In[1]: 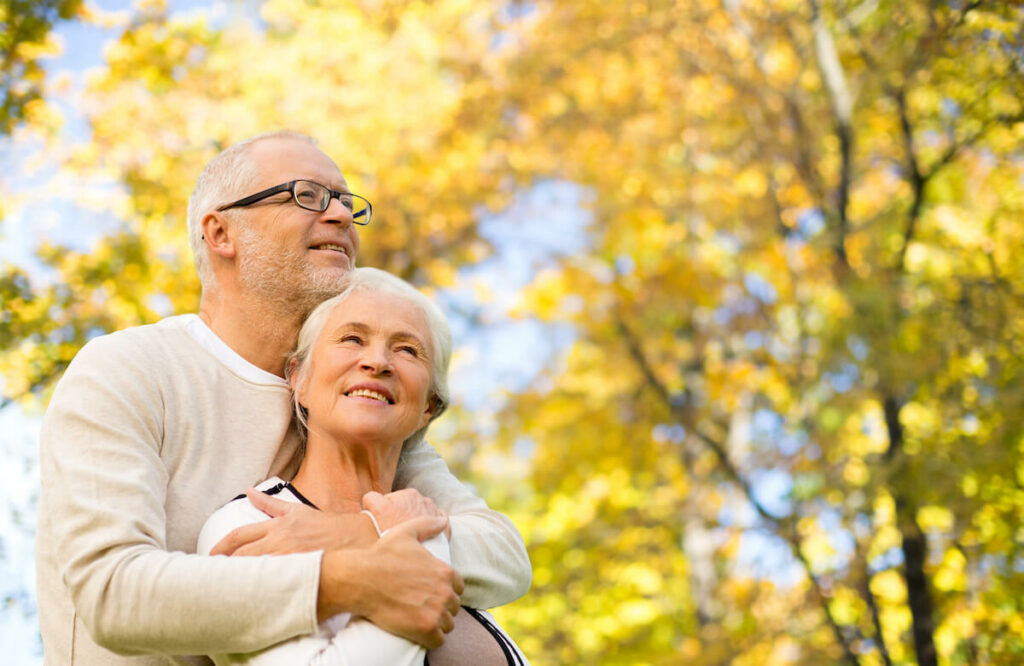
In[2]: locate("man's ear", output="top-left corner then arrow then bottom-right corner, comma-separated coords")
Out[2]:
201,211 -> 237,260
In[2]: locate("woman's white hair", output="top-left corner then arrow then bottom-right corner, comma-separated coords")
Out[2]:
285,267 -> 453,451
187,131 -> 317,287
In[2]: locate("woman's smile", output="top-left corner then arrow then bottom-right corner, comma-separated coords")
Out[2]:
344,384 -> 394,404
298,289 -> 436,446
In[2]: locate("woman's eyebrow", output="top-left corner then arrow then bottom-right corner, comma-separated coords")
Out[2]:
391,331 -> 428,347
329,322 -> 371,337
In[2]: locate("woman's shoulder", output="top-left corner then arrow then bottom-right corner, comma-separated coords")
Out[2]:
195,477 -> 288,555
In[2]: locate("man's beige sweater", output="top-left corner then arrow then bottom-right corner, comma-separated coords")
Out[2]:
35,315 -> 530,665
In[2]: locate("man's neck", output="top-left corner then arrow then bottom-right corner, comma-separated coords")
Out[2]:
198,293 -> 305,377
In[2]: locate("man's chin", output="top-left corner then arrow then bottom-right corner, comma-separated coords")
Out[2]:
302,268 -> 352,299
238,261 -> 352,311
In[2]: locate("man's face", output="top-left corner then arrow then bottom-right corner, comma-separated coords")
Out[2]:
233,137 -> 361,310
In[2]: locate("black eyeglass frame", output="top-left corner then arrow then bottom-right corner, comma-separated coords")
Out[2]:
216,179 -> 372,225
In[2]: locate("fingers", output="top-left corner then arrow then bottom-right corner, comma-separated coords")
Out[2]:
361,490 -> 386,512
443,590 -> 460,619
389,489 -> 440,515
440,608 -> 457,634
416,608 -> 456,649
362,489 -> 442,533
209,522 -> 270,556
422,628 -> 446,650
384,515 -> 448,543
339,533 -> 462,646
421,496 -> 439,516
413,603 -> 457,648
246,487 -> 297,517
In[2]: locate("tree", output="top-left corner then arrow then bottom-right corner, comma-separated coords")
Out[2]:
2,1 -> 1022,664
0,0 -> 82,133
0,0 -> 83,409
471,0 -> 1024,663
1,0 -> 511,407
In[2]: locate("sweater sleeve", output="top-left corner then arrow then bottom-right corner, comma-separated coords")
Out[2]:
396,440 -> 532,609
39,335 -> 322,656
201,508 -> 448,666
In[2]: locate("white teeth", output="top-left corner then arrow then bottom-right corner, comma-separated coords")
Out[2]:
315,243 -> 348,255
347,388 -> 390,403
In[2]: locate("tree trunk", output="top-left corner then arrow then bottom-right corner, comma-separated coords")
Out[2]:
883,397 -> 938,666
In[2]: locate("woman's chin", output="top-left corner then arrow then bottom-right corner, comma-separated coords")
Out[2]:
311,418 -> 414,449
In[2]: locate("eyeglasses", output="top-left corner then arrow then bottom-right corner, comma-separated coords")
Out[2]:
216,179 -> 372,225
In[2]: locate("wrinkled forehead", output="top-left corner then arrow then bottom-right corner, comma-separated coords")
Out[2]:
322,289 -> 431,343
249,137 -> 349,192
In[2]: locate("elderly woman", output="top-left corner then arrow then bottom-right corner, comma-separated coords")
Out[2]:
197,267 -> 526,665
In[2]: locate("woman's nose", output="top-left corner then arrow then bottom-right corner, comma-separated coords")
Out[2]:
360,346 -> 392,375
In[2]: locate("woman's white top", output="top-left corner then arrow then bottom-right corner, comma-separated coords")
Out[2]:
198,477 -> 526,665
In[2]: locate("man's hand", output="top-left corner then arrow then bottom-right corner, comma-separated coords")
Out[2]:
363,488 -> 452,539
210,488 -> 377,556
319,515 -> 464,648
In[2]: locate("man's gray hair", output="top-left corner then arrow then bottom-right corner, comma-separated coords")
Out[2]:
286,267 -> 454,450
187,131 -> 317,287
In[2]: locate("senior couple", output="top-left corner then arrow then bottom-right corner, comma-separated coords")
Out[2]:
35,132 -> 530,664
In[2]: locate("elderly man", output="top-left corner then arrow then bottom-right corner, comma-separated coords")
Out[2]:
35,131 -> 531,664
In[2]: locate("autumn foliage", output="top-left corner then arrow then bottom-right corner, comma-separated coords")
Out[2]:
2,1 -> 1023,664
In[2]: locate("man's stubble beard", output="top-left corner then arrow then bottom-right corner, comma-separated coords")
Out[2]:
236,228 -> 352,317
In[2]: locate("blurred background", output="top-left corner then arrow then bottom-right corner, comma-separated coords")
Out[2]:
2,1 -> 1023,664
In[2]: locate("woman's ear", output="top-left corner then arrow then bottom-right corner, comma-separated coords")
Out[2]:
289,358 -> 308,407
201,211 -> 236,260
417,395 -> 439,430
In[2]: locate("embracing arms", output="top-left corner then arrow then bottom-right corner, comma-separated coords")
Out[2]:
212,441 -> 533,612
37,331 -> 462,657
38,327 -> 529,659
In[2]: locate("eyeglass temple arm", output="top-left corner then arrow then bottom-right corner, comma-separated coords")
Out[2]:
216,182 -> 294,211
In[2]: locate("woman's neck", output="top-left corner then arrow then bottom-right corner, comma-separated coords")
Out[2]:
289,431 -> 402,513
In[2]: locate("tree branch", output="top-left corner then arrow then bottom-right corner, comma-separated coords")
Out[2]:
858,544 -> 894,666
615,308 -> 861,665
893,86 -> 927,272
809,0 -> 854,271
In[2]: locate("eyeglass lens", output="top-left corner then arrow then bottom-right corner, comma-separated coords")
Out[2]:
293,180 -> 368,224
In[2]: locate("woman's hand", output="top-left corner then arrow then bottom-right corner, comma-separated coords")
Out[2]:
209,489 -> 378,556
363,488 -> 452,539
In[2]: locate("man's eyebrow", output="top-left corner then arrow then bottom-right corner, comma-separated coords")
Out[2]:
307,179 -> 349,192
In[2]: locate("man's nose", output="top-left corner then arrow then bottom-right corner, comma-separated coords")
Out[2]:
320,195 -> 354,226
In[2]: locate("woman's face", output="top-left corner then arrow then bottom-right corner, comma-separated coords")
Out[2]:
296,289 -> 436,446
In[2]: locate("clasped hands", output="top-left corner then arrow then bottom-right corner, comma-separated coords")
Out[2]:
210,488 -> 463,648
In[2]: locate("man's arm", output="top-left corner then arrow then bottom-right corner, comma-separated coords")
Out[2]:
396,440 -> 532,609
200,489 -> 462,647
39,335 -> 321,655
213,440 -> 533,610
211,447 -> 532,611
39,333 -> 459,656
